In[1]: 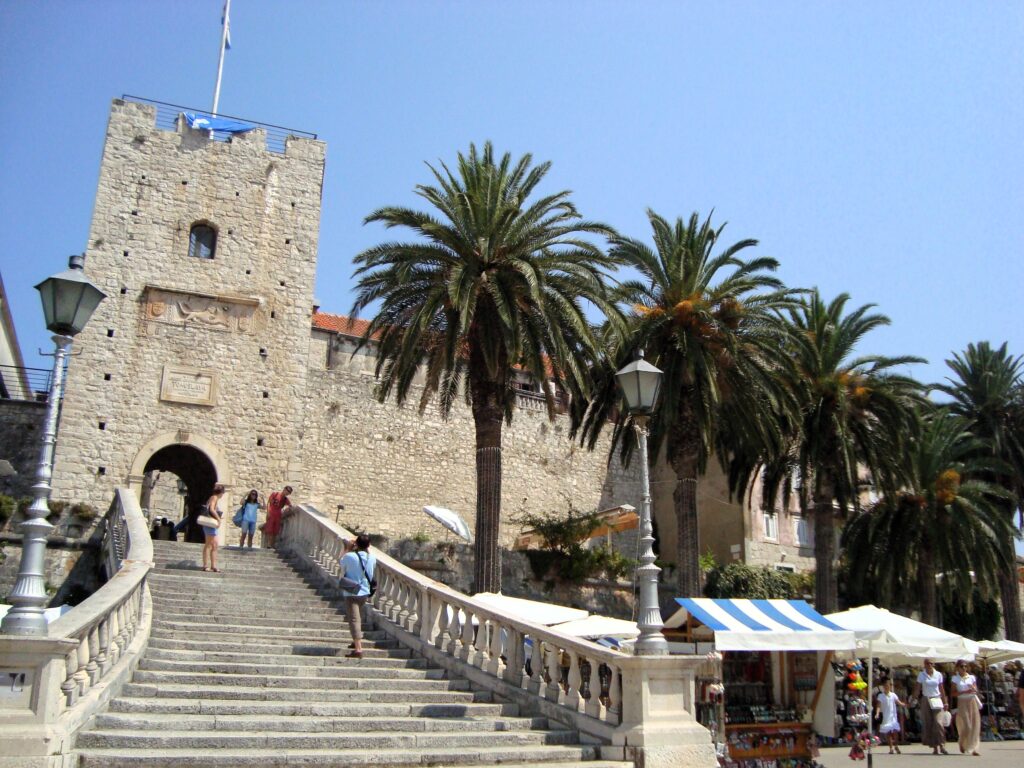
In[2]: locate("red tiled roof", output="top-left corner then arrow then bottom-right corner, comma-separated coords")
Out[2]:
312,312 -> 379,339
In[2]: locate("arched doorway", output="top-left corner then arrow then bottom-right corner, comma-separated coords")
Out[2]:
128,432 -> 230,542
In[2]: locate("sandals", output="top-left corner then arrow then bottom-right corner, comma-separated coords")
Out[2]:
345,650 -> 362,659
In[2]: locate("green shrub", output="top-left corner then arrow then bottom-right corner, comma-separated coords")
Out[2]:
517,509 -> 634,584
70,503 -> 99,521
0,495 -> 15,521
704,563 -> 798,599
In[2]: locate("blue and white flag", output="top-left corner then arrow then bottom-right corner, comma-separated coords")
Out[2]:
222,1 -> 232,50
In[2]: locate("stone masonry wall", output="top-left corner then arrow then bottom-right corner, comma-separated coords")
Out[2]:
50,99 -> 325,511
0,399 -> 45,500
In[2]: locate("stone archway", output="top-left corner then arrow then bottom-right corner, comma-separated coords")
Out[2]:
128,432 -> 231,541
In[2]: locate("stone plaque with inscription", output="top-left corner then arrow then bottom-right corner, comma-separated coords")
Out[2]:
160,365 -> 218,407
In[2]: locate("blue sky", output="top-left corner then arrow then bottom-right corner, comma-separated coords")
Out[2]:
1,0 -> 1022,390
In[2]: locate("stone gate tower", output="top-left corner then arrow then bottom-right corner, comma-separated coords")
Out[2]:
50,98 -> 326,515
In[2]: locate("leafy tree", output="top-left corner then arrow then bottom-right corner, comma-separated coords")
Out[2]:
936,341 -> 1024,640
351,142 -> 618,592
842,410 -> 1014,626
571,210 -> 799,597
770,292 -> 925,613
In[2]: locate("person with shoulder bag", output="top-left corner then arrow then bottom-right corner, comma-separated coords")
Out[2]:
338,533 -> 376,658
913,658 -> 949,755
197,484 -> 225,573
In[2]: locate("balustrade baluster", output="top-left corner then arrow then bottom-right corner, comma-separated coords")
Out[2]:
526,637 -> 544,695
73,634 -> 90,696
484,618 -> 503,676
434,600 -> 450,651
585,658 -> 602,719
446,607 -> 462,656
459,609 -> 475,662
419,589 -> 437,642
565,650 -> 582,711
470,614 -> 488,667
61,649 -> 79,707
604,664 -> 622,724
545,643 -> 562,703
84,624 -> 101,685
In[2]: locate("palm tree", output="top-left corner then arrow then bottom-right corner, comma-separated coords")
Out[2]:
936,342 -> 1024,640
778,292 -> 925,613
842,410 -> 1014,627
572,209 -> 799,596
350,142 -> 618,593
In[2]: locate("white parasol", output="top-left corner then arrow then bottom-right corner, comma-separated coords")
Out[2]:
423,505 -> 473,543
550,614 -> 640,640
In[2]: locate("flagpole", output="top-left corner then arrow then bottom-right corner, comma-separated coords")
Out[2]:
212,0 -> 231,116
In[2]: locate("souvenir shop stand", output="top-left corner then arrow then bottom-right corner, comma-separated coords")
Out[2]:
665,598 -> 856,768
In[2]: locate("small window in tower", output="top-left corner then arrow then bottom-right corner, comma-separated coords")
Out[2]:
188,223 -> 217,260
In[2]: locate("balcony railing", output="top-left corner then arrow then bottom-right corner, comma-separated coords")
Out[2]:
0,364 -> 51,402
123,95 -> 317,154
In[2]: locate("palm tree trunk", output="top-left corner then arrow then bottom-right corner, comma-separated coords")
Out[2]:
470,359 -> 505,594
998,536 -> 1023,641
813,480 -> 838,613
918,540 -> 939,627
669,445 -> 701,598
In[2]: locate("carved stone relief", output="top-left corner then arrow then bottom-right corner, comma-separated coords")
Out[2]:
142,286 -> 263,334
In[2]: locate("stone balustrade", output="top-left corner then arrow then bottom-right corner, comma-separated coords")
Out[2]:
281,504 -> 717,768
0,488 -> 153,768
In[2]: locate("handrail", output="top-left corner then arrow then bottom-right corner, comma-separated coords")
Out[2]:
280,504 -> 711,747
47,488 -> 153,708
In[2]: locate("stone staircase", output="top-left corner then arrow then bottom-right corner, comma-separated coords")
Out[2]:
74,540 -> 632,767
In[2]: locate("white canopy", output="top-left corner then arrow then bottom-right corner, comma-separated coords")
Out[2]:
976,639 -> 1024,665
550,615 -> 640,640
470,593 -> 589,626
825,605 -> 979,662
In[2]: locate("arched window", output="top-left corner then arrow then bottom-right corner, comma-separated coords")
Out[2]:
188,223 -> 217,259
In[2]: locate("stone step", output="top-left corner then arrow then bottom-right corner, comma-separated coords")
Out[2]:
137,659 -> 446,680
146,631 -> 396,652
92,711 -> 550,733
145,640 -> 403,661
77,729 -> 578,750
147,571 -> 324,591
121,682 -> 491,704
107,697 -> 520,718
150,599 -> 345,620
131,670 -> 470,691
152,615 -> 348,632
76,744 -> 613,767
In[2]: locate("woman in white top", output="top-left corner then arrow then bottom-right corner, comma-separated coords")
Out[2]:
951,659 -> 981,756
912,658 -> 949,754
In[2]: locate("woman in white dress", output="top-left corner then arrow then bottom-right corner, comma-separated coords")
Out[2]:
951,659 -> 982,756
913,658 -> 949,755
875,678 -> 905,754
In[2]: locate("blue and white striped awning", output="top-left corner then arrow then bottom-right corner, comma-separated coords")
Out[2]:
665,598 -> 856,652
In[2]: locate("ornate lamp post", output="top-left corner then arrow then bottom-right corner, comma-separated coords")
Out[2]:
1,255 -> 105,636
615,350 -> 668,655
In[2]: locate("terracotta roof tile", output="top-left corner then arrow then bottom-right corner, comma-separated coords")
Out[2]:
311,312 -> 379,339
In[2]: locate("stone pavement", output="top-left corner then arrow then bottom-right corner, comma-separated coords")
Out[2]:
815,739 -> 1023,767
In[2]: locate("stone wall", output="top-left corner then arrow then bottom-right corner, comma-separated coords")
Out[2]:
50,99 -> 326,511
301,340 -> 644,547
0,399 -> 45,500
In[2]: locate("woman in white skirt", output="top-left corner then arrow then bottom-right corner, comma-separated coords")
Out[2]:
875,678 -> 905,754
951,660 -> 982,756
913,658 -> 949,755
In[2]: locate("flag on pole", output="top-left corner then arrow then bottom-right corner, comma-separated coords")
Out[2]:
222,1 -> 232,50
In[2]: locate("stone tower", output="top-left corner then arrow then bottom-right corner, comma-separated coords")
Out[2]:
50,98 -> 326,517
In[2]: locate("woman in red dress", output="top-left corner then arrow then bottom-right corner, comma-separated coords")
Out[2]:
264,485 -> 292,548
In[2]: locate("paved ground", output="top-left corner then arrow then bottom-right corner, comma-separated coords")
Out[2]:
815,739 -> 1023,767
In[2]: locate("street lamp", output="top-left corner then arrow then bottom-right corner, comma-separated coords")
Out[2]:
1,255 -> 105,636
615,350 -> 668,655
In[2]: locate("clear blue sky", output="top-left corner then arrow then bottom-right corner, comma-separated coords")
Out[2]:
1,0 -> 1022,390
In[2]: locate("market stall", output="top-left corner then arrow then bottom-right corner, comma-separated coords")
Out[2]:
666,598 -> 856,768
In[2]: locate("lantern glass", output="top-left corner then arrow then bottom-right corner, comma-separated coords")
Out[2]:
615,355 -> 663,414
35,256 -> 106,337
